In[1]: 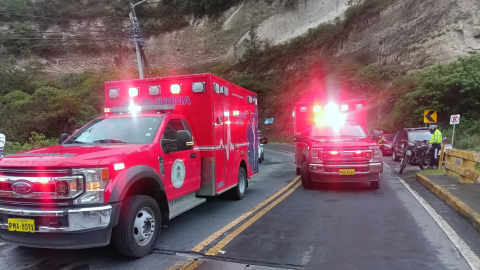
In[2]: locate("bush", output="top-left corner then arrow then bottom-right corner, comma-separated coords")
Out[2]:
4,132 -> 57,156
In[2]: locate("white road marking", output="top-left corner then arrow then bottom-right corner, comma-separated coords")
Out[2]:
384,162 -> 480,269
301,245 -> 314,265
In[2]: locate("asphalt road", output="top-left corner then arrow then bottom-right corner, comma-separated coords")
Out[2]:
0,143 -> 480,270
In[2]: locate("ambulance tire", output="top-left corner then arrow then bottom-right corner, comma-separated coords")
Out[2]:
301,161 -> 314,189
112,195 -> 161,258
230,167 -> 247,200
296,168 -> 301,175
370,180 -> 380,190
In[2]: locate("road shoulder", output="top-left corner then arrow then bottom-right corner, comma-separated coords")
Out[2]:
417,174 -> 480,234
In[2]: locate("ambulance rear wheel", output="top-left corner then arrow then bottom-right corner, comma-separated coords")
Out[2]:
301,161 -> 314,189
231,167 -> 247,200
296,168 -> 301,175
112,195 -> 161,258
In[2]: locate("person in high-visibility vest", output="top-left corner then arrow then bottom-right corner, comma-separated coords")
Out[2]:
0,133 -> 5,158
428,125 -> 442,169
378,131 -> 386,146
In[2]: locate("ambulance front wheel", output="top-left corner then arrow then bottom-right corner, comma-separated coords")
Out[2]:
231,167 -> 247,200
301,161 -> 314,189
112,195 -> 161,258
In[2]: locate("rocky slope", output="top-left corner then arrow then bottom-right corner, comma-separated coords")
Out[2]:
10,0 -> 480,75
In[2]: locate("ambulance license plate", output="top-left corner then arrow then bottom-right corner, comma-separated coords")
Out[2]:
339,169 -> 355,175
8,218 -> 35,233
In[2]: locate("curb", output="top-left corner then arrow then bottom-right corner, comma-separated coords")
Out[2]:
416,174 -> 480,234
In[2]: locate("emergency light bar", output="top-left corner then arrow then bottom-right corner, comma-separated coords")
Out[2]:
104,104 -> 175,114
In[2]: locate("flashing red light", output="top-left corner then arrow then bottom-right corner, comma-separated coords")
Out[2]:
170,84 -> 181,94
330,151 -> 338,155
355,151 -> 362,154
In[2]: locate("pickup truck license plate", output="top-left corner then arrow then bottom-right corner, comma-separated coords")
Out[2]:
8,218 -> 35,233
406,150 -> 412,156
339,169 -> 355,175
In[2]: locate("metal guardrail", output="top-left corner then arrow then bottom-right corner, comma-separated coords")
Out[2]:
442,147 -> 480,184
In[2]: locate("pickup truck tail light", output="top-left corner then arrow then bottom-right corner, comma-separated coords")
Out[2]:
369,146 -> 381,163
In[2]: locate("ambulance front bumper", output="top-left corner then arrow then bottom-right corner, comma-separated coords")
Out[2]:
0,203 -> 120,249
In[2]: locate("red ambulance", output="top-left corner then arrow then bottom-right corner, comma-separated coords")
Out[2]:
0,73 -> 259,257
293,100 -> 383,189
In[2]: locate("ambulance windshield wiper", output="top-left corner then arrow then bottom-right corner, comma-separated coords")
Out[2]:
93,139 -> 127,144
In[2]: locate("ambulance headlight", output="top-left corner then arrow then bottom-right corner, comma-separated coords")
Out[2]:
171,84 -> 182,94
73,168 -> 108,205
129,87 -> 139,97
149,85 -> 161,95
109,88 -> 119,98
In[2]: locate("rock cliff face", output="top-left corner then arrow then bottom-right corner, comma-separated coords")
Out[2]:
18,0 -> 480,75
335,0 -> 480,74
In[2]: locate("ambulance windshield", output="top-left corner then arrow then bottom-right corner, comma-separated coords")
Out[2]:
64,116 -> 164,145
311,122 -> 366,138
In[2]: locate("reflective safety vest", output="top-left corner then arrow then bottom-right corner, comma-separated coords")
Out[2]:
378,137 -> 386,146
429,129 -> 442,144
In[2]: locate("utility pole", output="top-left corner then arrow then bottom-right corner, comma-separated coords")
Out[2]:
129,0 -> 146,79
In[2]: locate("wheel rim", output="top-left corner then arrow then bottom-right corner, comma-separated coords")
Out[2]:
133,207 -> 156,246
239,172 -> 246,194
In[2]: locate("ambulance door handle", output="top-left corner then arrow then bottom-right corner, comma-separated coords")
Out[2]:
190,153 -> 197,159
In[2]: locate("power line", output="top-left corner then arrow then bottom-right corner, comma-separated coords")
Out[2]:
0,29 -> 128,35
0,37 -> 126,41
0,11 -> 129,23
31,6 -> 130,20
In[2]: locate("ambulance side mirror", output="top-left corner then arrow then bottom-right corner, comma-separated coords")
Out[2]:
58,133 -> 68,145
177,130 -> 193,151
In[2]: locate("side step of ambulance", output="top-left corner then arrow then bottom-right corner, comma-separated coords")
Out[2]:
168,192 -> 206,220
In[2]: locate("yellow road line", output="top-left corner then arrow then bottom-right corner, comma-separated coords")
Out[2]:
191,176 -> 301,253
205,181 -> 302,256
179,260 -> 203,270
167,260 -> 203,270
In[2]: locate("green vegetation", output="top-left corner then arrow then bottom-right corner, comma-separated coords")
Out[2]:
0,57 -> 120,152
4,132 -> 57,156
417,169 -> 445,176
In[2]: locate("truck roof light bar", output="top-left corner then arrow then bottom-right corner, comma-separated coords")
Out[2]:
105,104 -> 175,114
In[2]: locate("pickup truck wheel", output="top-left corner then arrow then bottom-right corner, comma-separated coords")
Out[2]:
301,161 -> 313,189
230,167 -> 247,200
371,180 -> 380,190
112,195 -> 161,258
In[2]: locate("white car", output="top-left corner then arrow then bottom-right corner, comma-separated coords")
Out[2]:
258,142 -> 264,163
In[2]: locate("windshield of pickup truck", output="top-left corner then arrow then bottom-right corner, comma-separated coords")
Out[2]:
409,130 -> 432,142
311,123 -> 366,138
64,116 -> 164,144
